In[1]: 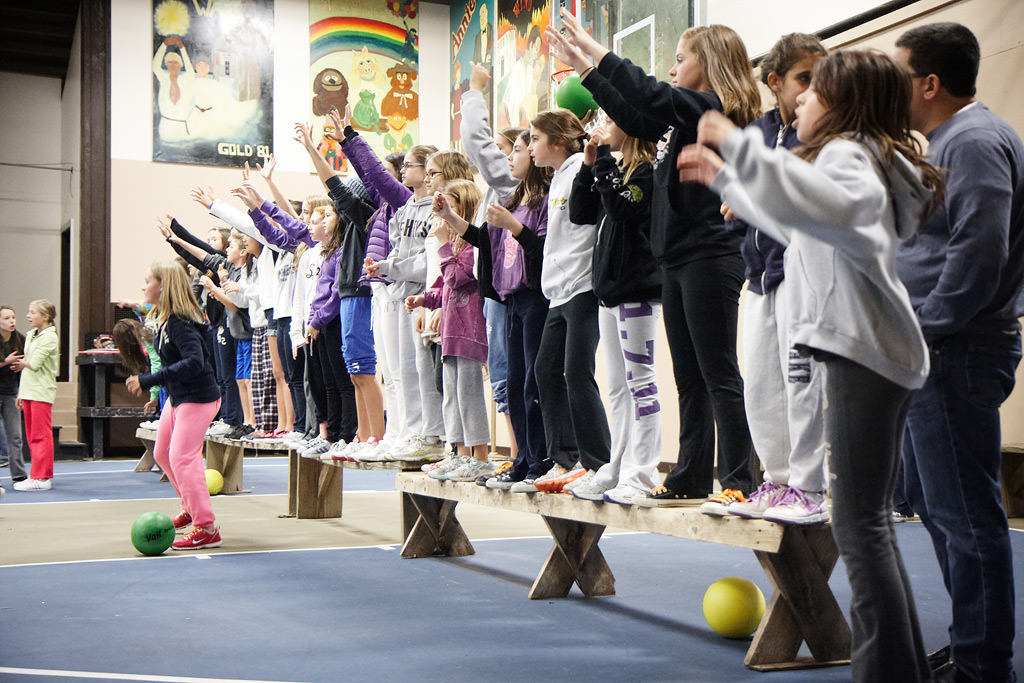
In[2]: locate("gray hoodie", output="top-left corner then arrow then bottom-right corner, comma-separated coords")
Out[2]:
712,129 -> 931,389
376,194 -> 435,301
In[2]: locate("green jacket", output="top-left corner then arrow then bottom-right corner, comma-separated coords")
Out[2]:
18,326 -> 58,403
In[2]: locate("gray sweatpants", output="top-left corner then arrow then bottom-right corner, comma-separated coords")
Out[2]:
441,356 -> 489,448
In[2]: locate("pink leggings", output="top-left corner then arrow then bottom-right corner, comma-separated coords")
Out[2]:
154,400 -> 220,529
23,399 -> 53,480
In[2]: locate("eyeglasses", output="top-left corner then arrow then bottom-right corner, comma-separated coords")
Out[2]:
401,162 -> 424,170
425,170 -> 443,177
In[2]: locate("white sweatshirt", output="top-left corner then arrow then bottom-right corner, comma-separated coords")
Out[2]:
541,152 -> 596,307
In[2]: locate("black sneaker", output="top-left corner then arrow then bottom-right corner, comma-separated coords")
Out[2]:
226,424 -> 255,440
484,465 -> 521,490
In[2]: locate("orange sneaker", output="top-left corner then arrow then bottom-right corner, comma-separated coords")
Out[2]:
534,464 -> 586,493
700,489 -> 747,516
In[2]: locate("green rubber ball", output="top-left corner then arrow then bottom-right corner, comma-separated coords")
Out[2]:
555,75 -> 599,120
130,511 -> 175,556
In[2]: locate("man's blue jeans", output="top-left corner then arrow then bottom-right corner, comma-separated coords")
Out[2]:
902,333 -> 1019,682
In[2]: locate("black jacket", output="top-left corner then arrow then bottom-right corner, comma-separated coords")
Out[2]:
139,315 -> 220,406
326,175 -> 377,299
583,53 -> 741,269
570,147 -> 661,307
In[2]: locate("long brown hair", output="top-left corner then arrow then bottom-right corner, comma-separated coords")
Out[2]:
506,130 -> 552,212
796,50 -> 944,215
530,108 -> 590,155
440,179 -> 483,256
151,261 -> 205,326
682,25 -> 761,128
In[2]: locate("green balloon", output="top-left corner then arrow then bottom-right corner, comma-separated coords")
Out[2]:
130,511 -> 175,556
555,75 -> 598,120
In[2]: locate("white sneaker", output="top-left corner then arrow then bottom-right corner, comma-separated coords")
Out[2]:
396,435 -> 446,462
421,456 -> 454,473
139,420 -> 160,430
762,488 -> 830,525
603,485 -> 648,506
0,485 -> 5,501
509,476 -> 538,493
428,455 -> 472,480
728,481 -> 787,519
13,478 -> 52,491
300,438 -> 331,459
570,476 -> 609,502
446,458 -> 496,482
321,440 -> 348,461
351,441 -> 384,462
206,420 -> 233,437
563,470 -> 596,493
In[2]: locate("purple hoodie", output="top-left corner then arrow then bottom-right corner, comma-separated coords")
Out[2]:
342,127 -> 405,284
422,241 -> 487,363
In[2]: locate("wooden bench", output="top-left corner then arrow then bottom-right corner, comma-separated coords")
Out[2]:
395,472 -> 850,672
286,452 -> 434,519
135,428 -> 290,494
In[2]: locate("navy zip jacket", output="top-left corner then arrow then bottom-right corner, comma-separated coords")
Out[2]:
569,146 -> 661,306
583,53 -> 741,269
726,108 -> 800,295
326,174 -> 377,300
139,315 -> 220,406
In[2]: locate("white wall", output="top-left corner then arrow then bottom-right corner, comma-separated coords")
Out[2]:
0,72 -> 64,325
701,0 -> 889,56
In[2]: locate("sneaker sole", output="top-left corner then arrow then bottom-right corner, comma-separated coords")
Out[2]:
172,540 -> 221,551
762,511 -> 830,525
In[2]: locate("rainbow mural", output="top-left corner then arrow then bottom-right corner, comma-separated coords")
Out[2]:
310,17 -> 416,64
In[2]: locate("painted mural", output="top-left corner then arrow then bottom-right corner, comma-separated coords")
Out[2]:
450,0 -> 494,152
151,0 -> 274,167
309,0 -> 419,169
494,0 -> 551,130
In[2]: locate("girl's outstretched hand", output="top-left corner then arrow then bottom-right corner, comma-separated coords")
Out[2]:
256,153 -> 276,180
547,8 -> 608,65
156,214 -> 173,240
486,204 -> 519,232
695,110 -> 738,150
191,185 -> 216,208
293,122 -> 314,149
677,143 -> 724,187
469,62 -> 490,92
544,26 -> 592,76
230,185 -> 258,210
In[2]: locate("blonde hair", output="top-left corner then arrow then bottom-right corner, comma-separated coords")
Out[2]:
29,299 -> 56,327
620,136 -> 656,184
441,179 -> 483,256
682,25 -> 761,128
150,261 -> 205,326
426,150 -> 474,189
304,195 -> 331,213
531,109 -> 590,155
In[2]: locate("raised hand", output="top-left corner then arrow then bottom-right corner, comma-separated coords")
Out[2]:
191,185 -> 217,208
544,26 -> 592,76
583,127 -> 605,166
469,62 -> 490,92
676,143 -> 724,187
293,122 -> 314,149
156,214 -> 173,240
230,185 -> 258,211
256,153 -> 276,180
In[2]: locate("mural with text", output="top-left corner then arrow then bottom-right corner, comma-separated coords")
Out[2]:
151,0 -> 274,167
450,0 -> 494,152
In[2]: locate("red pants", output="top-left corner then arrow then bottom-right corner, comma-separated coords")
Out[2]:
22,399 -> 53,480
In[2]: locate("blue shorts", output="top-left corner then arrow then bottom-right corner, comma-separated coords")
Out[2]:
339,297 -> 376,375
235,339 -> 253,380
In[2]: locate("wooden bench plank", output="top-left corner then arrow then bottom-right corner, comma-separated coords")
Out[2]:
395,473 -> 784,552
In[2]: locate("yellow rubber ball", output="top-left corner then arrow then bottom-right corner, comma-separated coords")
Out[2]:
205,468 -> 224,496
702,576 -> 766,638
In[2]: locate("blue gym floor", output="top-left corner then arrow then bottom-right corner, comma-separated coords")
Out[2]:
2,458 -> 1023,682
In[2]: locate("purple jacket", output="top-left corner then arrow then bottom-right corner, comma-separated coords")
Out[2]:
342,127 -> 406,284
255,201 -> 315,250
248,204 -> 311,253
422,241 -> 487,363
307,249 -> 341,331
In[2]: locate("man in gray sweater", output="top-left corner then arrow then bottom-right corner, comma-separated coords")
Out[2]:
894,23 -> 1024,683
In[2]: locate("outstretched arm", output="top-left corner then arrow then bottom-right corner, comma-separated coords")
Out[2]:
293,120 -> 339,187
255,156 -> 299,220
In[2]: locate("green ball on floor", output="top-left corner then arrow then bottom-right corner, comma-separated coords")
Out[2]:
205,469 -> 223,496
130,512 -> 175,556
702,576 -> 766,638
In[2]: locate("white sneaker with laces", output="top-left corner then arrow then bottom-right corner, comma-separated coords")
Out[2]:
13,478 -> 52,491
603,485 -> 648,506
762,488 -> 830,525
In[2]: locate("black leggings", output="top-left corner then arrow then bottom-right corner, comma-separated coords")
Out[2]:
307,317 -> 357,443
659,254 -> 755,495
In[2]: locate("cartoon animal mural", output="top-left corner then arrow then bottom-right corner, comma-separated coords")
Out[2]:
311,67 -> 350,117
379,61 -> 418,126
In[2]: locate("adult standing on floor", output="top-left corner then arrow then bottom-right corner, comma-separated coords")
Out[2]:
893,22 -> 1024,683
0,305 -> 28,483
126,261 -> 223,551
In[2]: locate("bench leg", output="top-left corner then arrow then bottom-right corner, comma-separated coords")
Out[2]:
287,451 -> 299,516
134,439 -> 156,472
204,440 -> 248,494
400,492 -> 474,558
529,516 -> 615,600
296,457 -> 343,519
746,525 -> 851,671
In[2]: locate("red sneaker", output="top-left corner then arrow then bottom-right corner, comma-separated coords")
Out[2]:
172,525 -> 222,551
172,510 -> 192,534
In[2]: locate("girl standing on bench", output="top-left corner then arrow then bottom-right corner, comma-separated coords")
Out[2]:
127,261 -> 223,550
677,50 -> 943,683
